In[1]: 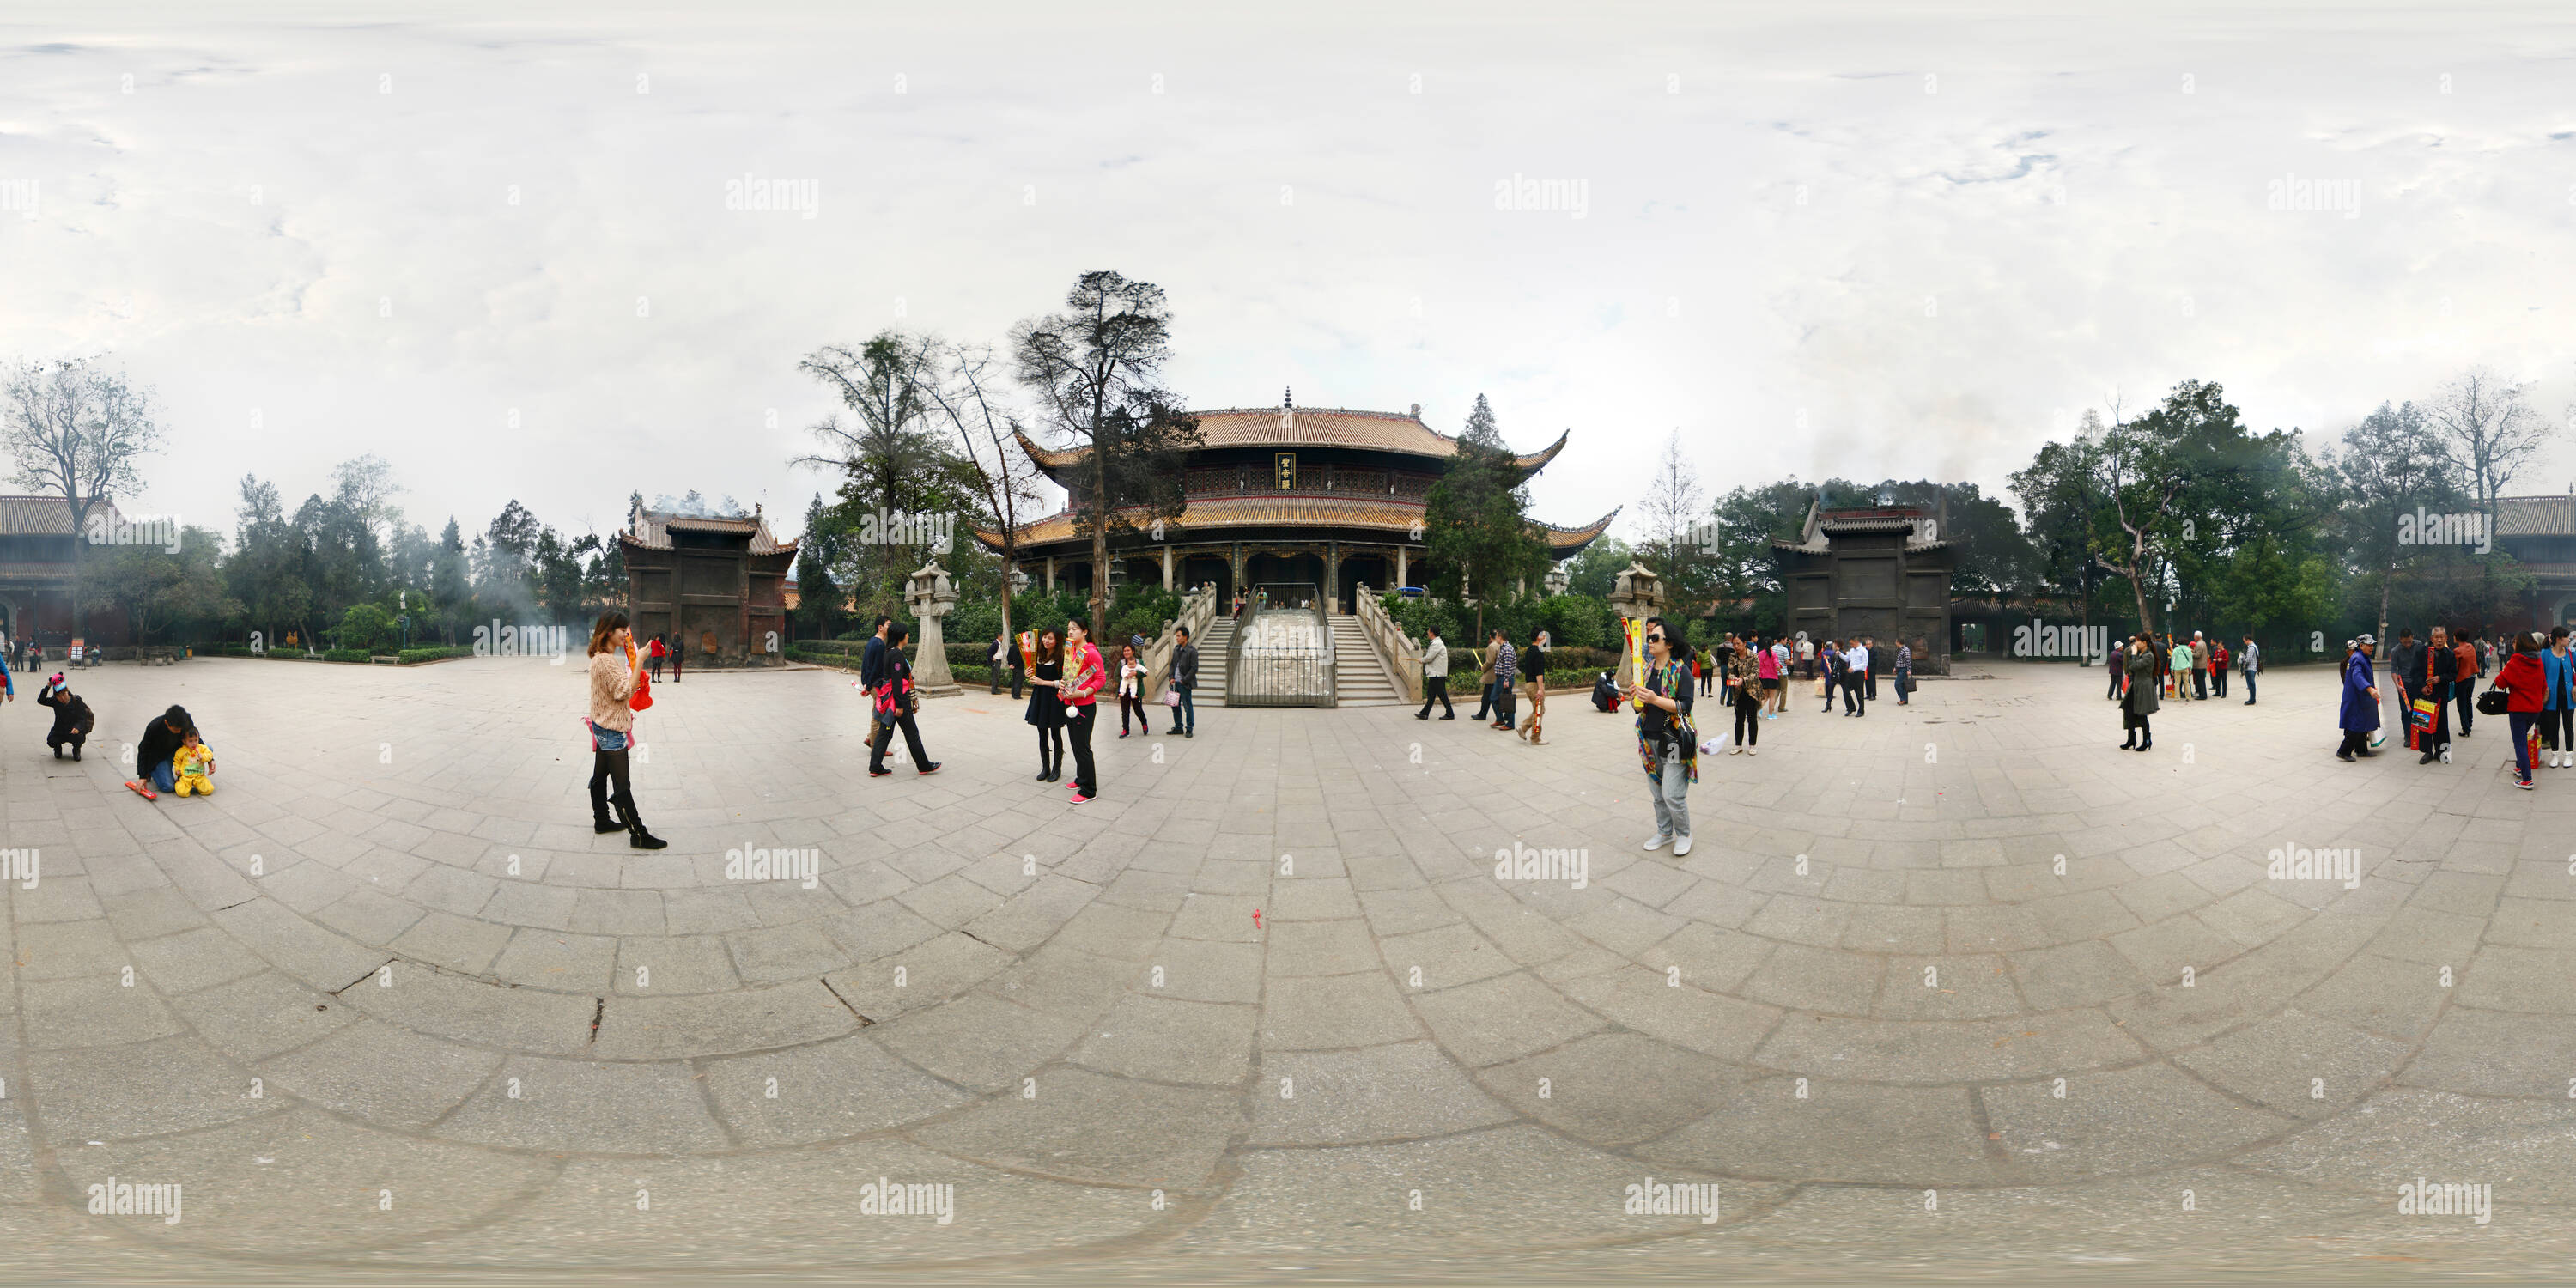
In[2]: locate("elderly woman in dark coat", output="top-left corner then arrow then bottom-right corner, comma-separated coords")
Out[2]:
2336,636 -> 2381,762
2120,633 -> 2160,751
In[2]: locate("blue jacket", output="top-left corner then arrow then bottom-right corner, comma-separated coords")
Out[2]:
2340,651 -> 2379,732
2545,649 -> 2573,711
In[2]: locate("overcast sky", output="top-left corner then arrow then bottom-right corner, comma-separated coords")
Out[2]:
4,0 -> 2572,551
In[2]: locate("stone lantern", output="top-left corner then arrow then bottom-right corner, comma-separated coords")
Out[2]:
904,560 -> 963,696
1604,561 -> 1667,689
1543,562 -> 1571,597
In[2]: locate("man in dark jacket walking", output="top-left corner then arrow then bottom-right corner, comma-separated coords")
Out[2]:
860,616 -> 890,690
1168,626 -> 1198,737
38,676 -> 93,759
2411,626 -> 2456,763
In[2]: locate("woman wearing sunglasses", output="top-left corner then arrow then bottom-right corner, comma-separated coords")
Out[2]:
1623,617 -> 1698,857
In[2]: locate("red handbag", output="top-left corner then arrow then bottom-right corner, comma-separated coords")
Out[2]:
627,644 -> 653,712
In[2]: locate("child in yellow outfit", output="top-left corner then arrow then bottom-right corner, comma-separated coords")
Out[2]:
173,731 -> 216,796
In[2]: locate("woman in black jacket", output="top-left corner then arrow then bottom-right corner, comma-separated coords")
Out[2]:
1026,628 -> 1066,781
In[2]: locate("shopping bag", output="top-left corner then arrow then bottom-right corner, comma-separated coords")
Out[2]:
1163,689 -> 1180,708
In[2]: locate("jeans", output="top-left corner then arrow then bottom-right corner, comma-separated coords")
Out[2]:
151,761 -> 177,793
2244,671 -> 2257,703
1895,669 -> 1910,703
1473,681 -> 1496,720
1172,683 -> 1195,732
1418,675 -> 1452,718
1648,745 -> 1690,840
1492,679 -> 1517,726
1066,703 -> 1098,795
2511,710 -> 2537,778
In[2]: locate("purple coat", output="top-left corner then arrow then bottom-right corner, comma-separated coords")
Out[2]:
2339,651 -> 2379,732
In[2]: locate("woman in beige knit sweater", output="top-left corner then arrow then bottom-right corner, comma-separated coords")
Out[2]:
586,611 -> 667,850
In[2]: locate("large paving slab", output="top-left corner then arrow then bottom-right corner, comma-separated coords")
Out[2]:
0,654 -> 2568,1278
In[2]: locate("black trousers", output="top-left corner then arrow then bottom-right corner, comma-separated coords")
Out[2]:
48,728 -> 85,754
1036,723 -> 1064,775
2542,709 -> 2576,749
1419,675 -> 1452,718
2213,667 -> 2227,696
1066,704 -> 1097,795
588,748 -> 638,825
870,712 -> 930,771
1820,673 -> 1838,711
1844,676 -> 1865,715
2420,681 -> 2451,754
2454,677 -> 2477,734
2107,665 -> 2125,700
2337,728 -> 2370,757
1865,671 -> 1878,700
1735,696 -> 1759,746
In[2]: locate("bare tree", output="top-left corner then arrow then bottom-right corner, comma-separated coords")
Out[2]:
3,355 -> 164,647
794,331 -> 959,611
2427,367 -> 2554,520
1638,429 -> 1705,604
920,340 -> 1046,647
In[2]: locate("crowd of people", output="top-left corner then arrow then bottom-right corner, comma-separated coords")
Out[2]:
2111,629 -> 2262,750
2336,625 -> 2573,787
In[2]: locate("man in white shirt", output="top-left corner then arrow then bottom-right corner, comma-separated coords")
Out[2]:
1414,627 -> 1454,720
1843,639 -> 1868,716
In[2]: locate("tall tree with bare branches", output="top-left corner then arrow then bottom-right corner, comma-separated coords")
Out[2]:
2427,367 -> 2555,521
1638,428 -> 1707,609
3,355 -> 164,646
920,339 -> 1047,646
1009,271 -> 1201,641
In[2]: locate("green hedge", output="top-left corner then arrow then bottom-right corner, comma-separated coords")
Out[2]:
399,647 -> 477,665
319,648 -> 372,663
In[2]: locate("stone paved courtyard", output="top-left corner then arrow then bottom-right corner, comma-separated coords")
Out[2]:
0,653 -> 2568,1281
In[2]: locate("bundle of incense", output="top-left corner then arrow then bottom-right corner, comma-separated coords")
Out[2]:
1625,616 -> 1650,711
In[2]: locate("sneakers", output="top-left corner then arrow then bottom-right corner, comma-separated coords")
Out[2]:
1070,791 -> 1094,805
2515,775 -> 2536,790
869,768 -> 893,777
1643,834 -> 1671,852
1728,746 -> 1743,756
917,762 -> 941,775
1673,835 -> 1694,857
1746,747 -> 1757,756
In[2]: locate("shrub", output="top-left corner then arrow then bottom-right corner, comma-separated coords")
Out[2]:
398,647 -> 476,665
319,648 -> 371,663
336,603 -> 396,652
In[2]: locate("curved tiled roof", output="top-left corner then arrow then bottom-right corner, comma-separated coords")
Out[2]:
0,495 -> 121,535
976,498 -> 1617,554
1018,409 -> 1570,475
619,507 -> 795,556
2498,494 -> 2576,538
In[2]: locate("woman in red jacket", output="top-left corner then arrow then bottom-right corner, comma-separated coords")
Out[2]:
1058,619 -> 1106,804
2489,631 -> 2549,789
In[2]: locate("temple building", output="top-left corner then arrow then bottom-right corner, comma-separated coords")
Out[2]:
619,501 -> 796,665
1772,501 -> 1957,673
0,495 -> 137,651
2497,492 -> 2576,631
981,397 -> 1616,611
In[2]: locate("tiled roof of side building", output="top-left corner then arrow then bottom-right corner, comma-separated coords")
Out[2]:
619,507 -> 796,555
0,495 -> 123,536
2497,495 -> 2576,538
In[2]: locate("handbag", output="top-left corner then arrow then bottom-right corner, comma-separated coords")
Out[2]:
1162,688 -> 1181,708
2476,688 -> 2509,717
625,644 -> 653,712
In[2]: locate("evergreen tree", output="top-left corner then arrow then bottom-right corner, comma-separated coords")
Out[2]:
1424,394 -> 1546,639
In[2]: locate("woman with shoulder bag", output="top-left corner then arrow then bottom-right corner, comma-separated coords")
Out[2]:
866,622 -> 939,777
1027,628 -> 1066,781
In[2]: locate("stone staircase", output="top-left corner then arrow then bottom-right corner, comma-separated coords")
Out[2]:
1327,613 -> 1405,707
1195,615 -> 1233,696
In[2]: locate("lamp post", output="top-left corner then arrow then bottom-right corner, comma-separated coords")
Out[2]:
1605,561 -> 1667,690
905,559 -> 963,696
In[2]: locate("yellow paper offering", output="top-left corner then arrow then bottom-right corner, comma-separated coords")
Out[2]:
1625,616 -> 1649,710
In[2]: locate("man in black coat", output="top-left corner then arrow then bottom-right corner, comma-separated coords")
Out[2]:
37,677 -> 93,760
134,704 -> 194,796
860,616 -> 890,690
2409,627 -> 2455,763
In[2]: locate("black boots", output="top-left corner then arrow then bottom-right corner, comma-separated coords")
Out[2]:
625,803 -> 668,850
2120,734 -> 2136,750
